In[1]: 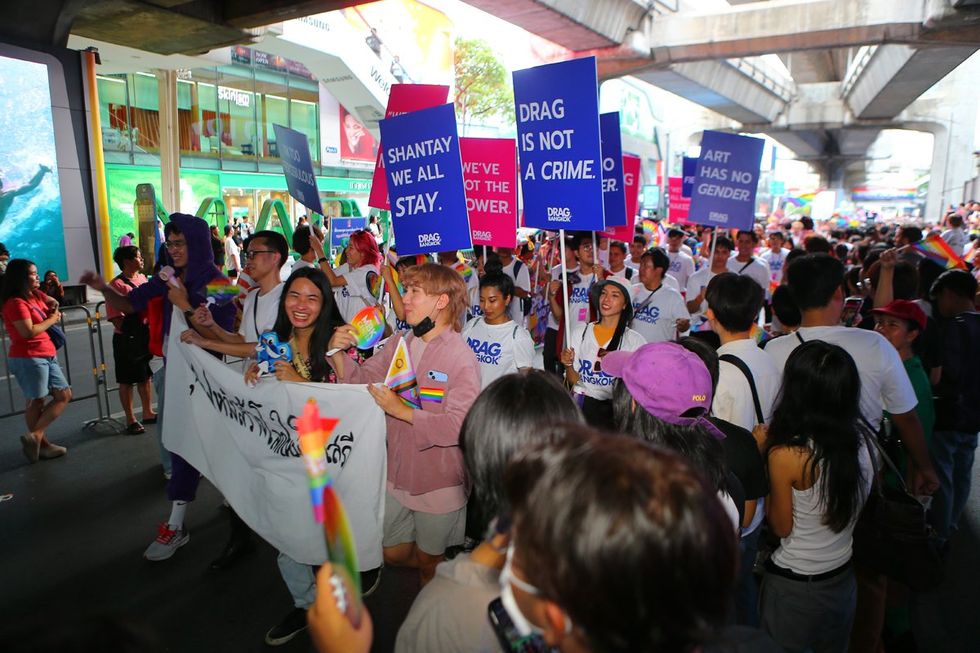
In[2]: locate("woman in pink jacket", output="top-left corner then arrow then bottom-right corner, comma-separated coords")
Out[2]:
328,263 -> 480,585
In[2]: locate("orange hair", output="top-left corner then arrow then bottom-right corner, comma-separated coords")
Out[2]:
400,263 -> 469,332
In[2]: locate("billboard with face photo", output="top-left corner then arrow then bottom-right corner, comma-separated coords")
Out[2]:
339,106 -> 378,163
0,54 -> 66,277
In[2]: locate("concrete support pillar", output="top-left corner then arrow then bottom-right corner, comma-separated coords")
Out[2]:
156,69 -> 180,214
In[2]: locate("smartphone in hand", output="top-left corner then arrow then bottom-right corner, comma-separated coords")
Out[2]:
487,597 -> 555,653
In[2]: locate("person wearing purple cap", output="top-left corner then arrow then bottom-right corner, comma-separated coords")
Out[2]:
605,341 -> 744,531
560,277 -> 645,428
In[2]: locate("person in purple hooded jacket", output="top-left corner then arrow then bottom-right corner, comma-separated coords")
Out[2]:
81,213 -> 237,561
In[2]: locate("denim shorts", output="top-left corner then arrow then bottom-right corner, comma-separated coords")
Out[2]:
8,356 -> 70,400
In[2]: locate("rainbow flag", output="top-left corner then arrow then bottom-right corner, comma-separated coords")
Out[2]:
912,233 -> 967,270
295,400 -> 364,624
384,339 -> 420,409
205,280 -> 241,306
419,387 -> 445,403
453,262 -> 473,282
964,245 -> 977,265
369,271 -> 385,299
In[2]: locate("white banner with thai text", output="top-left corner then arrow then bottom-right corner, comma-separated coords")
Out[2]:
162,311 -> 386,567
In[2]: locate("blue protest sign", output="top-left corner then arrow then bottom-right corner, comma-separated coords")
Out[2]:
272,124 -> 324,216
330,216 -> 368,248
513,57 -> 604,231
599,112 -> 626,228
378,103 -> 472,255
682,156 -> 697,198
688,131 -> 764,231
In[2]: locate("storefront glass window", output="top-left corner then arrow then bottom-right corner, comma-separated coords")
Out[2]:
127,71 -> 160,153
288,77 -> 319,163
97,74 -> 132,158
216,66 -> 258,161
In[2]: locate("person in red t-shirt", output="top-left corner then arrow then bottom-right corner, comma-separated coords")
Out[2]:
0,259 -> 72,462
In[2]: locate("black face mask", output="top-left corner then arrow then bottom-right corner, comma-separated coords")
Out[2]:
412,316 -> 436,338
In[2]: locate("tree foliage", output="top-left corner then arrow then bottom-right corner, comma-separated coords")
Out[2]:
454,37 -> 514,130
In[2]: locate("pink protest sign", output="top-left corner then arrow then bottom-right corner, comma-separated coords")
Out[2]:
460,137 -> 518,248
368,84 -> 450,210
668,176 -> 691,223
601,154 -> 642,241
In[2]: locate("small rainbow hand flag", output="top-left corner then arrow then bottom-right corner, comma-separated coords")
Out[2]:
369,271 -> 385,299
384,338 -> 421,409
453,262 -> 473,283
205,280 -> 241,306
911,233 -> 967,270
295,400 -> 363,625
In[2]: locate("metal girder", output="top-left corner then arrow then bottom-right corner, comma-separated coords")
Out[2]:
461,0 -> 651,51
843,43 -> 979,119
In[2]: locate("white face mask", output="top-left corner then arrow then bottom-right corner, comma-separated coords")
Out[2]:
498,545 -> 544,637
498,544 -> 573,638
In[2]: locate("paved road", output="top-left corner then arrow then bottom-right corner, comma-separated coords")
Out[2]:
0,311 -> 977,652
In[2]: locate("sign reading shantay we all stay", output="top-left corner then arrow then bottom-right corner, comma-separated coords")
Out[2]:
378,103 -> 472,255
513,57 -> 604,231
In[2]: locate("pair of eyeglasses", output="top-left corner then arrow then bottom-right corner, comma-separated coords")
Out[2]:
164,240 -> 187,250
244,250 -> 276,260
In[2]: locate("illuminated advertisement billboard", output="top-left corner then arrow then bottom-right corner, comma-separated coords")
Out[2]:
0,54 -> 66,277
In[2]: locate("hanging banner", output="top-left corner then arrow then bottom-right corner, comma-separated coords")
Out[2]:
460,137 -> 518,248
600,112 -> 627,228
330,216 -> 368,248
668,177 -> 691,223
368,83 -> 451,210
682,156 -> 697,198
161,312 -> 386,568
272,124 -> 324,216
600,154 -> 641,241
513,57 -> 604,231
687,131 -> 764,230
379,103 -> 472,255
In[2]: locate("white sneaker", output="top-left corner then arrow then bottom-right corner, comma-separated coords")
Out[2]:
143,522 -> 189,561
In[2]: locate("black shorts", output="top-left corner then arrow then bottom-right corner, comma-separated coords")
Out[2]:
112,332 -> 152,385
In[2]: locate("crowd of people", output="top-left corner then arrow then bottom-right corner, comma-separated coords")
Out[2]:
2,204 -> 978,652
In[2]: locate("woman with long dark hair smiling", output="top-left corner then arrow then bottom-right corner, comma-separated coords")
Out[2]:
761,340 -> 873,653
245,267 -> 344,385
560,277 -> 644,428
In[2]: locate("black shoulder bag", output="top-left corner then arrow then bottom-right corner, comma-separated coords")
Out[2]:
852,421 -> 943,591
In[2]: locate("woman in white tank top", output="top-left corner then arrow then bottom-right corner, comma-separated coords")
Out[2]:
761,341 -> 873,653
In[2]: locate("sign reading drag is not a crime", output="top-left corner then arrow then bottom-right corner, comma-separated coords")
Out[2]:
378,103 -> 472,256
513,57 -> 604,231
688,131 -> 764,231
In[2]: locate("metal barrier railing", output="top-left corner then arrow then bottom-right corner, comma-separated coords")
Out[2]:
0,301 -> 125,434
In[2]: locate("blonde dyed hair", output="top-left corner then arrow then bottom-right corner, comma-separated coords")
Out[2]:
400,262 -> 469,332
